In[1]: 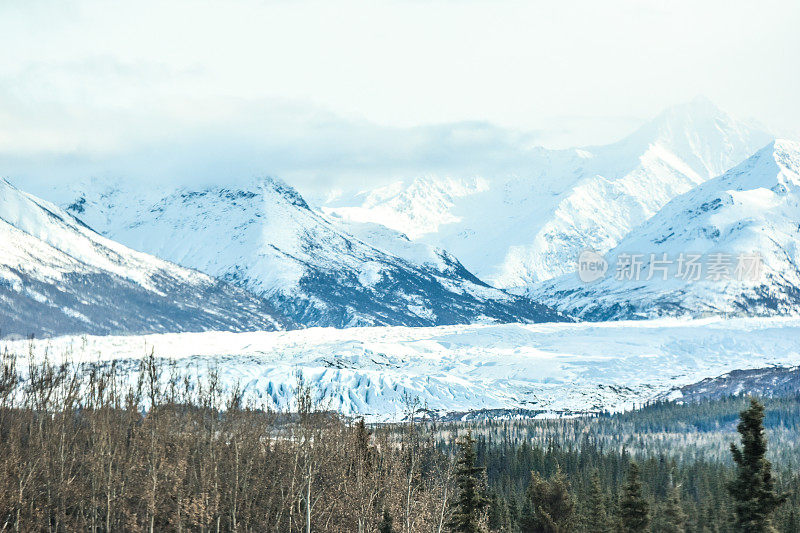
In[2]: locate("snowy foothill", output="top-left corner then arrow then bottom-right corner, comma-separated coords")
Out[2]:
5,317 -> 799,421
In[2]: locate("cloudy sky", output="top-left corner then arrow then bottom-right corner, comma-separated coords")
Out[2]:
1,0 -> 798,192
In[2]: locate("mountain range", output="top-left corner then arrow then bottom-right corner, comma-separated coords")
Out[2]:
322,97 -> 773,289
0,179 -> 288,337
54,177 -> 565,328
3,98 -> 797,338
530,139 -> 800,319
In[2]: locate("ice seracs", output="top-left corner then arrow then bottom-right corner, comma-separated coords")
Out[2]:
7,316 -> 800,420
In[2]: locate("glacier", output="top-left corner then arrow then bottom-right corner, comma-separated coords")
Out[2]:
6,317 -> 799,421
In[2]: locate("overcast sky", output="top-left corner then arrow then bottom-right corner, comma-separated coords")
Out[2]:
1,0 -> 798,192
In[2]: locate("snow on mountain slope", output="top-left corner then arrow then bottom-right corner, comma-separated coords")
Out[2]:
530,140 -> 800,320
323,98 -> 772,288
60,178 -> 566,328
7,317 -> 799,420
0,179 -> 288,337
323,176 -> 491,241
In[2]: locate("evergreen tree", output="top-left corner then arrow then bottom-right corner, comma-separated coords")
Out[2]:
618,463 -> 650,533
448,431 -> 489,533
785,509 -> 798,533
520,467 -> 575,532
653,485 -> 685,533
488,492 -> 511,532
584,470 -> 610,533
508,493 -> 523,528
378,508 -> 395,533
698,502 -> 719,533
728,398 -> 787,533
354,417 -> 373,468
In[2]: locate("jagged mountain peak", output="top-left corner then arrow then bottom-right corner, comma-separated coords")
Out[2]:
610,97 -> 772,179
0,179 -> 289,337
655,94 -> 724,122
530,139 -> 800,320
635,96 -> 747,139
736,138 -> 800,187
173,177 -> 312,211
633,138 -> 799,249
258,177 -> 312,210
322,99 -> 773,288
56,177 -> 566,328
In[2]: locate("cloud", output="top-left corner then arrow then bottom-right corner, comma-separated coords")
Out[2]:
1,94 -> 556,195
1,0 -> 798,196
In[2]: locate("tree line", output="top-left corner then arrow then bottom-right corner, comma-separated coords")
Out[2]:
0,348 -> 797,532
455,397 -> 794,532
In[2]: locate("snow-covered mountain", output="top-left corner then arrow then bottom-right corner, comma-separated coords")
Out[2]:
0,179 -> 288,337
323,98 -> 772,288
59,177 -> 565,328
530,140 -> 800,320
8,317 -> 800,420
657,366 -> 800,404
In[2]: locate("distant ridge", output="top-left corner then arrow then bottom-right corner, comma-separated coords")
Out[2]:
0,179 -> 289,337
531,140 -> 800,320
57,177 -> 566,328
323,98 -> 773,288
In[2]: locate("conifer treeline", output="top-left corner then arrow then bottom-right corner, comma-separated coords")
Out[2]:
0,350 -> 798,531
453,399 -> 794,532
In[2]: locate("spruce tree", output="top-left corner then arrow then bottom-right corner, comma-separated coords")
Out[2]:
618,463 -> 650,533
447,431 -> 489,533
727,398 -> 787,533
520,467 -> 575,532
653,485 -> 685,533
355,417 -> 373,468
584,470 -> 610,533
378,508 -> 395,533
785,509 -> 798,533
698,502 -> 719,533
488,492 -> 511,532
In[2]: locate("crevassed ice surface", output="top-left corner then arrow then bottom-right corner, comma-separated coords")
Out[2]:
7,317 -> 799,421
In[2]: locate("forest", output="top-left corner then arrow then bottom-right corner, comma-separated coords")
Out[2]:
0,349 -> 797,532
